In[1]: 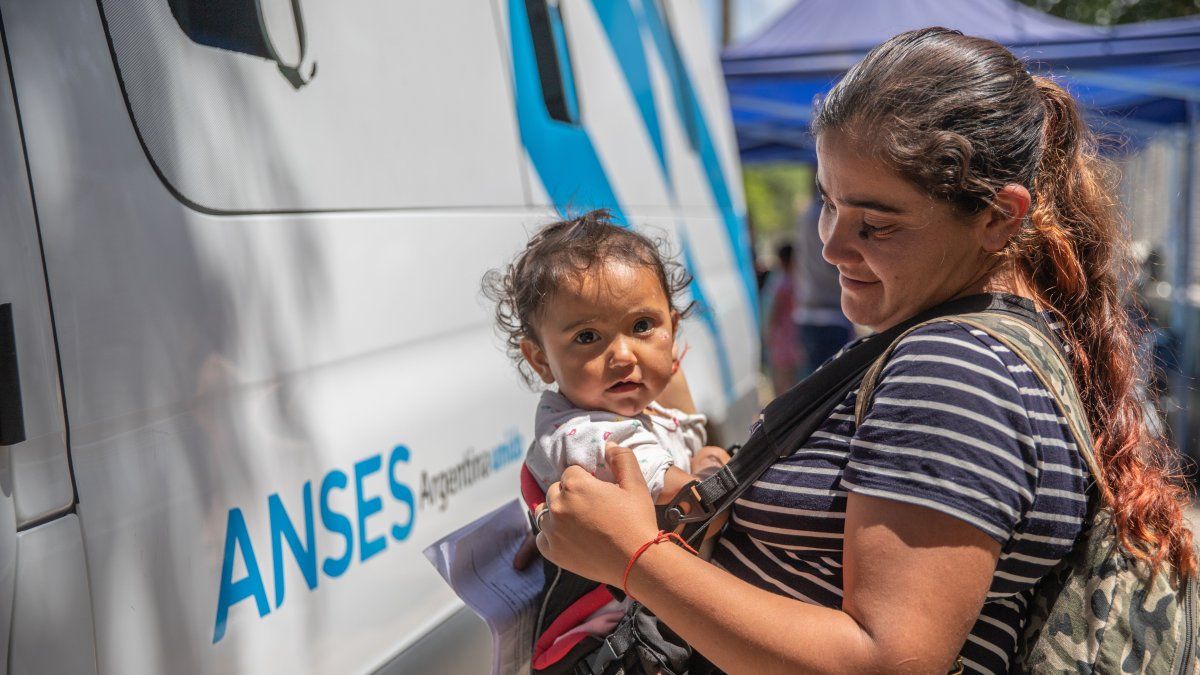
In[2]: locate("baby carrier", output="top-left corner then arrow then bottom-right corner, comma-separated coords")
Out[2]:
519,293 -> 1049,675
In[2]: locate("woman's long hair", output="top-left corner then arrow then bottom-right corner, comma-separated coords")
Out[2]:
814,27 -> 1196,577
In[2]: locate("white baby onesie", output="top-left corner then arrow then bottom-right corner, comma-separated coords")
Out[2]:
525,390 -> 708,500
525,390 -> 709,653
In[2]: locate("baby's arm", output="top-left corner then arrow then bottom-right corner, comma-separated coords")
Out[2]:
656,446 -> 732,504
528,414 -> 676,499
657,466 -> 695,505
652,453 -> 732,543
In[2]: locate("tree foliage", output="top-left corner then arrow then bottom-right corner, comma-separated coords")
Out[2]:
742,163 -> 812,246
1017,0 -> 1198,25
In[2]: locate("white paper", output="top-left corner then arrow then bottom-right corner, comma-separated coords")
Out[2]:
424,499 -> 542,675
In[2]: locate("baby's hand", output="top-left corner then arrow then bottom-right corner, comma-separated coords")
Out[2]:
691,445 -> 730,479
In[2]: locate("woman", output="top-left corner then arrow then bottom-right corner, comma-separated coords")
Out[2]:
532,28 -> 1196,673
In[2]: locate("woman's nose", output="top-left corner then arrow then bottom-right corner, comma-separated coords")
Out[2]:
820,209 -> 861,267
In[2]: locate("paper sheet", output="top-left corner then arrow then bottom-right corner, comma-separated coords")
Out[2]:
424,499 -> 542,675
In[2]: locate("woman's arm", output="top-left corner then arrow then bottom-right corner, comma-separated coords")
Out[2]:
537,444 -> 1000,674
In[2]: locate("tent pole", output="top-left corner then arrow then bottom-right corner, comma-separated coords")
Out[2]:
1172,102 -> 1198,467
721,0 -> 732,47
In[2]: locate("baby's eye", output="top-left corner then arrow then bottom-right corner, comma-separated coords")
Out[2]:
632,318 -> 653,334
574,330 -> 600,345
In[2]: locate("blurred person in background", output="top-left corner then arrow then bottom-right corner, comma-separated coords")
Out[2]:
793,197 -> 853,376
760,242 -> 799,393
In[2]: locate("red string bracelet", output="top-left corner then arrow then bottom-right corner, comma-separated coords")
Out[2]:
622,530 -> 699,601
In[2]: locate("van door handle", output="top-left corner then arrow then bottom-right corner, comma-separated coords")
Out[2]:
0,303 -> 25,446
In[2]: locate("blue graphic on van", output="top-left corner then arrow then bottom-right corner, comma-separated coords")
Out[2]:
638,0 -> 758,320
591,0 -> 669,182
679,233 -> 734,398
212,431 -> 524,644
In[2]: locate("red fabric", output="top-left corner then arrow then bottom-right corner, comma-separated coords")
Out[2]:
531,585 -> 615,669
521,464 -> 545,511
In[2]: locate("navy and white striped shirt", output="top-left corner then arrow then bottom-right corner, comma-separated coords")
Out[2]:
712,321 -> 1091,674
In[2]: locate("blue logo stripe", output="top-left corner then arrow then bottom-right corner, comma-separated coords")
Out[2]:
638,0 -> 759,321
591,0 -> 670,183
509,0 -> 626,222
679,233 -> 735,401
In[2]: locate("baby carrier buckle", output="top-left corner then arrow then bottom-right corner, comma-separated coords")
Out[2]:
661,466 -> 737,529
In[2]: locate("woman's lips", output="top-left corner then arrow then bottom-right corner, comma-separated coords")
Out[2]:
839,274 -> 879,290
607,381 -> 640,394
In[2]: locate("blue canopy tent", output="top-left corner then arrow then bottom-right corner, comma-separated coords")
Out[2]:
722,0 -> 1200,161
721,0 -> 1200,458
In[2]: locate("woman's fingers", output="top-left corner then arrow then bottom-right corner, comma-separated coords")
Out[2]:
605,442 -> 651,497
545,480 -> 563,508
512,532 -> 539,570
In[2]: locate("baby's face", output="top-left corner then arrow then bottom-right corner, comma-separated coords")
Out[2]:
521,262 -> 677,417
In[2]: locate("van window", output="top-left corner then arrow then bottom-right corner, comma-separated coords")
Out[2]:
525,0 -> 581,125
167,0 -> 272,60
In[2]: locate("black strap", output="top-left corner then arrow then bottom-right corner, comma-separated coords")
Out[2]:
669,293 -> 1046,546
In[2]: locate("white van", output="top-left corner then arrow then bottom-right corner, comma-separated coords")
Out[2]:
0,0 -> 757,672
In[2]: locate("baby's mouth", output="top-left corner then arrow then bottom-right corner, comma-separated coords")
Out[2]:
607,381 -> 641,394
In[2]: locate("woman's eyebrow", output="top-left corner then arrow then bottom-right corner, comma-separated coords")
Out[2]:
814,178 -> 906,214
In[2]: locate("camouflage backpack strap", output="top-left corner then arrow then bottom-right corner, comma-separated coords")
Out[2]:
942,312 -> 1105,496
853,318 -> 940,428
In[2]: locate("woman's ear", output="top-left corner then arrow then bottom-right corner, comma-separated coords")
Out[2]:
519,338 -> 556,384
982,184 -> 1031,253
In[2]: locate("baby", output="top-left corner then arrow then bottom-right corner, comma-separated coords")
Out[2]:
484,209 -> 729,507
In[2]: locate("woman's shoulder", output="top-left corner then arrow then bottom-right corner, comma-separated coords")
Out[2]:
880,319 -> 1028,387
863,317 -> 1068,453
850,317 -> 1087,547
893,317 -> 1011,354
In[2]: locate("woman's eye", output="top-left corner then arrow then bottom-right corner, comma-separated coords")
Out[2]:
632,318 -> 653,333
574,330 -> 600,345
859,221 -> 896,239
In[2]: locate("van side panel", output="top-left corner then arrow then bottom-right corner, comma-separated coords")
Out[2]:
10,516 -> 97,674
96,0 -> 528,213
6,0 -> 531,672
0,11 -> 73,530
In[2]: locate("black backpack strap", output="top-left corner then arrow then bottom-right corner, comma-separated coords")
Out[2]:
665,293 -> 1020,546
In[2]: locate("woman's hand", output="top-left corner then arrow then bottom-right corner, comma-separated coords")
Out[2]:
535,443 -> 660,587
692,445 -> 731,479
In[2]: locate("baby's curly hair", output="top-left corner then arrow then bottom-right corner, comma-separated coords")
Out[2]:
482,209 -> 693,387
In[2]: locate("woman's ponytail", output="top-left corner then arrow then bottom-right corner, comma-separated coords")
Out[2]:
1020,76 -> 1196,578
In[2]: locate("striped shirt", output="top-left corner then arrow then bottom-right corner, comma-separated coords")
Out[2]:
712,321 -> 1091,674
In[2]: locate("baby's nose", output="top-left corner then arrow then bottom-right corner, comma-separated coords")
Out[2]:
609,337 -> 636,366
